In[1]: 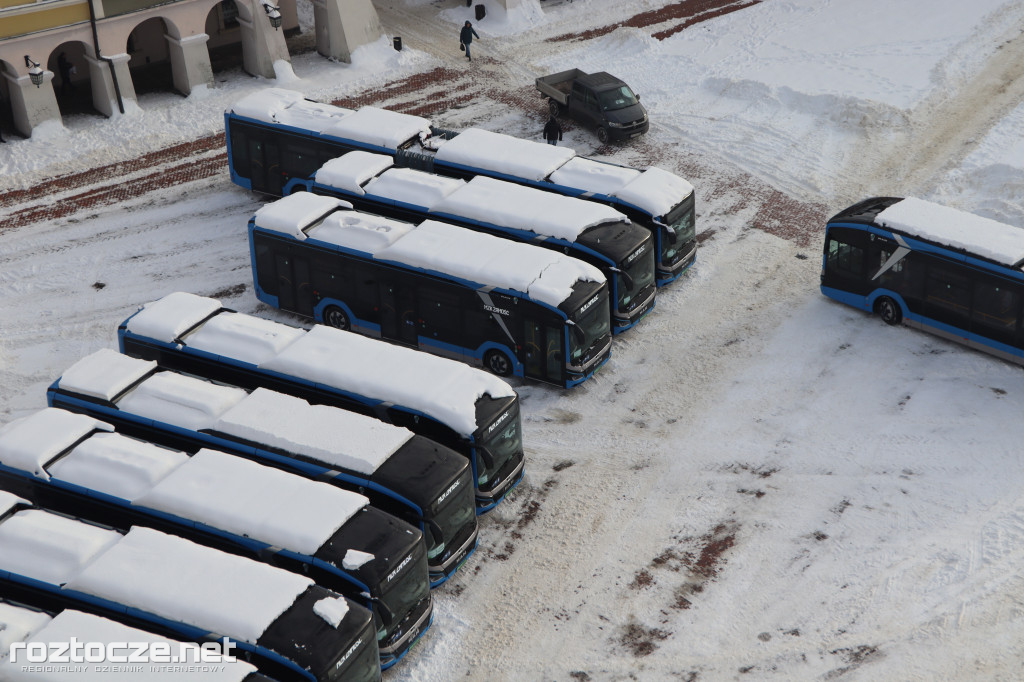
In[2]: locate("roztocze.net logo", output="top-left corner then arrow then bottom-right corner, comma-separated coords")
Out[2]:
9,637 -> 238,666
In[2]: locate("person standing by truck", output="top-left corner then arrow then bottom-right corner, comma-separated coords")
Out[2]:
543,115 -> 563,145
460,21 -> 480,62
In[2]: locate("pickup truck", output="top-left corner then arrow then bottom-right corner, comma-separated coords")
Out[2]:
536,69 -> 649,144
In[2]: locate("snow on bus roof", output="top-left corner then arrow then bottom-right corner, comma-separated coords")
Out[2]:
320,106 -> 432,152
432,175 -> 628,242
48,431 -> 188,500
364,166 -> 465,211
57,348 -> 157,402
264,324 -> 516,437
228,87 -> 355,135
0,509 -> 121,586
136,449 -> 368,556
0,610 -> 260,681
876,197 -> 1024,267
0,601 -> 52,661
216,388 -> 413,475
115,368 -> 249,433
67,526 -> 314,645
126,291 -> 223,342
253,192 -> 350,239
433,128 -> 577,182
315,151 -> 395,195
0,490 -> 29,520
612,166 -> 695,218
548,156 -> 641,196
378,219 -> 605,308
125,292 -> 517,436
309,208 -> 414,254
0,408 -> 113,480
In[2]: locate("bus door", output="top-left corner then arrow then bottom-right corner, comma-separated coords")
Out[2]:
524,319 -> 563,383
822,227 -> 870,295
380,283 -> 418,345
274,253 -> 314,317
247,138 -> 282,195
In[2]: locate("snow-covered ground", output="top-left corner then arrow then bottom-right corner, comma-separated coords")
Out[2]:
3,0 -> 1024,679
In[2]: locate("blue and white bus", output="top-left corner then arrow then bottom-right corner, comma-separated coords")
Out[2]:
0,599 -> 278,681
0,492 -> 380,682
296,151 -> 655,334
118,291 -> 525,512
0,408 -> 431,669
248,192 -> 612,388
224,88 -> 696,287
45,349 -> 478,587
822,196 -> 1024,364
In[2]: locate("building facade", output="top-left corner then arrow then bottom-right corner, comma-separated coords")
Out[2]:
0,0 -> 381,137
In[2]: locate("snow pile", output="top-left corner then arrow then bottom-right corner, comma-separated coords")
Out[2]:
312,210 -> 414,254
315,151 -> 396,194
313,596 -> 350,628
184,312 -> 306,365
253,193 -> 349,238
117,371 -> 249,432
0,408 -> 113,480
342,549 -> 375,570
49,432 -> 189,500
0,510 -> 121,586
434,127 -> 576,181
57,348 -> 156,402
126,291 -> 223,342
0,602 -> 52,662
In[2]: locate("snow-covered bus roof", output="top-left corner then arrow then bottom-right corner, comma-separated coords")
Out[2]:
0,410 -> 367,555
228,87 -> 355,136
875,197 -> 1024,268
125,292 -> 517,436
0,490 -> 29,519
253,192 -> 604,309
0,507 -> 316,645
314,151 -> 628,242
0,608 -> 261,681
433,128 -> 695,218
229,89 -> 431,152
56,349 -> 413,475
0,601 -> 52,662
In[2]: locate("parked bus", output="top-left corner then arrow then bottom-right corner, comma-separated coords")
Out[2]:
822,196 -> 1024,365
249,192 -> 612,388
224,88 -> 696,287
0,409 -> 431,669
0,598 -> 277,681
118,291 -> 525,512
296,151 -> 655,334
45,349 -> 478,587
0,494 -> 380,682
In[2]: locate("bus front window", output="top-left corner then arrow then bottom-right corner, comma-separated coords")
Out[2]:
661,199 -> 696,262
426,472 -> 476,562
569,296 -> 611,366
477,409 -> 523,487
376,548 -> 429,646
617,246 -> 656,311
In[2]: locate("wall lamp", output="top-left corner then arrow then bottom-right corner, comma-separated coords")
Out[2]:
24,56 -> 44,87
262,2 -> 282,30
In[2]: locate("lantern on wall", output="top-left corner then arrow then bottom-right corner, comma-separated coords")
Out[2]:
24,56 -> 44,87
262,2 -> 282,30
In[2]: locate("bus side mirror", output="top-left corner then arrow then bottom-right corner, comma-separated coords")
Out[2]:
659,223 -> 678,244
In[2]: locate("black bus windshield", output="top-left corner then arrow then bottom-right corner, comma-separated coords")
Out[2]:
376,551 -> 429,645
661,195 -> 696,261
329,625 -> 379,682
618,246 -> 657,309
477,407 -> 522,487
427,471 -> 476,562
570,297 -> 611,365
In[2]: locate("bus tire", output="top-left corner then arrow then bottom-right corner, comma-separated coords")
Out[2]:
875,297 -> 902,326
596,126 -> 610,144
484,350 -> 512,377
324,305 -> 350,330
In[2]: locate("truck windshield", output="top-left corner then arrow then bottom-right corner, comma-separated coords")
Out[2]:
478,408 -> 523,487
569,297 -> 611,366
598,86 -> 639,111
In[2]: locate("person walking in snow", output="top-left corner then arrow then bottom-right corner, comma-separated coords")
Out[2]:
543,116 -> 563,145
460,21 -> 480,62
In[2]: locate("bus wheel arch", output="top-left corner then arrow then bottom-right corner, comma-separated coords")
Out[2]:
875,296 -> 903,326
324,305 -> 351,330
484,349 -> 513,377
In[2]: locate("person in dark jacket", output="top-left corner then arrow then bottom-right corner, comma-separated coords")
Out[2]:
460,21 -> 480,62
57,52 -> 75,96
543,116 -> 563,145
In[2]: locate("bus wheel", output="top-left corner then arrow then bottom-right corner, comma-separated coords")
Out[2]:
875,297 -> 902,326
324,306 -> 350,330
484,350 -> 512,377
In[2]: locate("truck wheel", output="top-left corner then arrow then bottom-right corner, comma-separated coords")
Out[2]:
548,99 -> 563,117
596,126 -> 610,144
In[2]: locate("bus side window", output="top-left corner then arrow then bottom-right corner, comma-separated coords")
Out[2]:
281,138 -> 324,180
229,123 -> 250,178
925,263 -> 972,324
827,238 -> 865,277
972,278 -> 1020,342
420,290 -> 461,340
253,238 -> 278,295
545,326 -> 562,377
